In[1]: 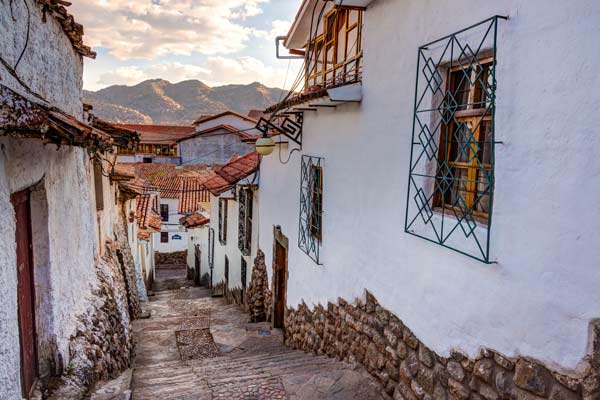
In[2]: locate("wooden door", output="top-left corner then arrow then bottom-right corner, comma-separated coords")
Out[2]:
11,190 -> 38,398
273,241 -> 287,329
194,245 -> 201,285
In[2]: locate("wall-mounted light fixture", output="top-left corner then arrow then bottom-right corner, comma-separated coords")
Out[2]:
255,133 -> 275,156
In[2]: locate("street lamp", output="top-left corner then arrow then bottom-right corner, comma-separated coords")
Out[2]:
255,134 -> 275,156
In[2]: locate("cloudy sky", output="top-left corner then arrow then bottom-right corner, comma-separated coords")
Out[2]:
70,0 -> 302,91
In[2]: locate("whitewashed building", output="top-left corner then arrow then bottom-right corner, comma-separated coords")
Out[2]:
0,1 -> 140,398
178,111 -> 261,165
255,0 -> 600,398
202,152 -> 260,305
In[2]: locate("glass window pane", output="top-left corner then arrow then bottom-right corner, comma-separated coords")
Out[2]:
347,27 -> 358,57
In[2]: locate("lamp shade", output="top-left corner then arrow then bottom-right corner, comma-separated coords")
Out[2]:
256,136 -> 275,156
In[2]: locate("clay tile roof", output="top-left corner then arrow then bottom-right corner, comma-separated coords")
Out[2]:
0,84 -> 112,151
192,111 -> 258,126
202,152 -> 260,196
216,152 -> 260,184
91,117 -> 139,149
115,124 -> 196,144
180,213 -> 210,229
38,0 -> 96,58
136,193 -> 162,233
179,177 -> 211,214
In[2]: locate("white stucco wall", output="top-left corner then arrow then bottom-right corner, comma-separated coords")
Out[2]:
0,139 -> 99,398
187,226 -> 210,279
258,0 -> 600,372
153,198 -> 188,252
209,184 -> 259,290
0,0 -> 83,116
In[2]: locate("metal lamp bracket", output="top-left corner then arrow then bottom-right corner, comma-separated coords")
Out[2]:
256,114 -> 303,146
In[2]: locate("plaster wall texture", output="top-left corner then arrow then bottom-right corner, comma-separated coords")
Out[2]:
154,198 -> 188,252
179,129 -> 256,165
125,199 -> 148,301
0,138 -> 99,399
209,186 -> 259,290
0,0 -> 83,116
258,0 -> 600,372
187,226 -> 210,279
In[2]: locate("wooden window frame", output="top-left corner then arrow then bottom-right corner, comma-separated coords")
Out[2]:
434,58 -> 494,223
160,204 -> 169,222
218,198 -> 228,245
238,188 -> 253,256
305,7 -> 363,90
310,165 -> 323,241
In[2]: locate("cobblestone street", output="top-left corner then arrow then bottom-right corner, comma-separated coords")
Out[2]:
130,268 -> 384,400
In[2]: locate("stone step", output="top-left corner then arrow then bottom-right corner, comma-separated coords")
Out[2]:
194,357 -> 340,382
188,349 -> 302,368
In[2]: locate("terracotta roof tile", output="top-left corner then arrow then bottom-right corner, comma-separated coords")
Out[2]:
179,177 -> 211,214
116,124 -> 196,144
201,152 -> 260,196
38,0 -> 96,58
180,213 -> 210,229
136,193 -> 162,233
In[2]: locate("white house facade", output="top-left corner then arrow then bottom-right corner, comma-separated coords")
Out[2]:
202,152 -> 260,307
255,0 -> 600,398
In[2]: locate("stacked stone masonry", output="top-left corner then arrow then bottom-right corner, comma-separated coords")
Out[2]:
44,240 -> 138,399
155,250 -> 188,266
248,249 -> 272,323
284,291 -> 600,400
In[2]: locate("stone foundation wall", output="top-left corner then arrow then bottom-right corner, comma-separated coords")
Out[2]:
285,291 -> 600,400
248,250 -> 272,323
155,251 -> 188,267
45,244 -> 135,399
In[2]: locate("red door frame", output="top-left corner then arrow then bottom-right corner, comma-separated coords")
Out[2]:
11,189 -> 38,398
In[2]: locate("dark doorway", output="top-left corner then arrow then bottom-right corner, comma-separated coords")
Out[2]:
143,157 -> 152,163
224,255 -> 229,291
241,257 -> 247,307
273,237 -> 288,329
11,190 -> 38,398
194,245 -> 201,286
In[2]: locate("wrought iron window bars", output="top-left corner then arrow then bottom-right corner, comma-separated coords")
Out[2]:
299,155 -> 323,265
238,187 -> 253,256
256,114 -> 304,146
405,16 -> 506,263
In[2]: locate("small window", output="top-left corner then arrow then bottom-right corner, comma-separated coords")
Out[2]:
310,166 -> 323,241
218,198 -> 228,245
238,188 -> 253,256
143,157 -> 152,164
298,156 -> 323,264
160,204 -> 169,222
160,232 -> 169,243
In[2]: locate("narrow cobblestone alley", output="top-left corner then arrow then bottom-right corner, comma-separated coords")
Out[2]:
130,267 -> 385,400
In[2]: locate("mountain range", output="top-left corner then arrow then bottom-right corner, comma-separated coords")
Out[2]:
83,80 -> 287,125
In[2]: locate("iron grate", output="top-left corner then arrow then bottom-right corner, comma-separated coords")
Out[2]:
405,16 -> 506,263
298,155 -> 323,265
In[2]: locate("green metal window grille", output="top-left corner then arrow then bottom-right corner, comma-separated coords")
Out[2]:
299,155 -> 323,264
238,187 -> 253,256
405,16 -> 506,263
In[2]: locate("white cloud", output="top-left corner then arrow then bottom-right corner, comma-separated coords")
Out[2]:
253,19 -> 292,42
71,0 -> 270,60
95,57 -> 296,89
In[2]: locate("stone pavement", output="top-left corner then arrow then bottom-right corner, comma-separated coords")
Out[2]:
130,267 -> 385,400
